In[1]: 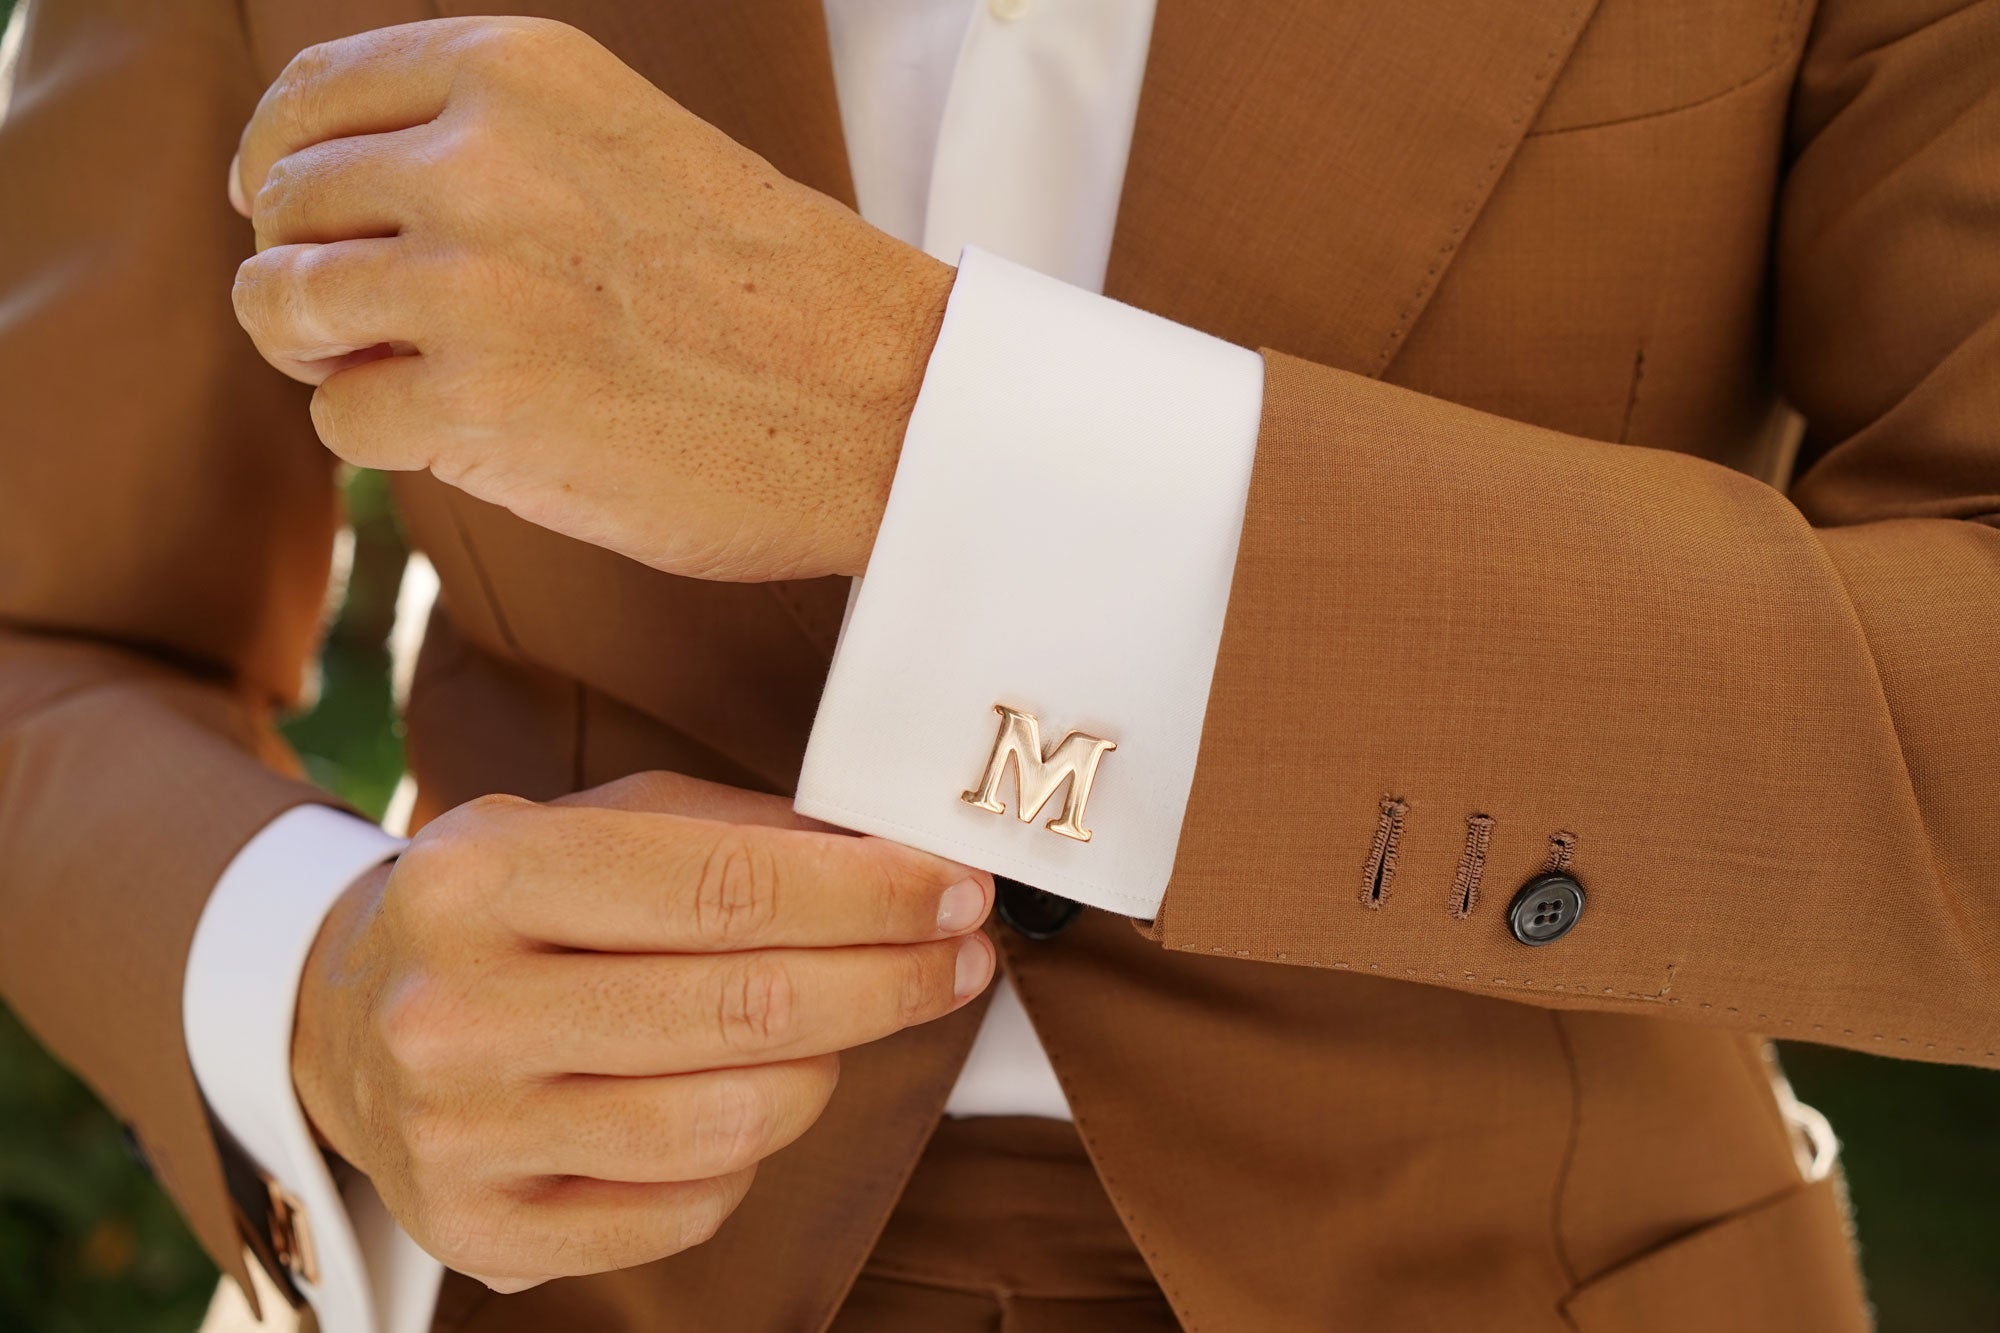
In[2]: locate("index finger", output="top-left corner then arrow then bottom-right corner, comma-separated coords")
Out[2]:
549,770 -> 830,832
232,17 -> 501,215
457,801 -> 993,952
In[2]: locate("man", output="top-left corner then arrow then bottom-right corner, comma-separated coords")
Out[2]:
2,0 -> 1996,1329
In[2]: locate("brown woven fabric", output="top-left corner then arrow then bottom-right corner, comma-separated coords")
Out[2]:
6,0 -> 1991,1327
827,1117 -> 1179,1333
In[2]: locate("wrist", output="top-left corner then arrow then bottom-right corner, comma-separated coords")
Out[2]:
290,860 -> 392,1163
824,252 -> 954,578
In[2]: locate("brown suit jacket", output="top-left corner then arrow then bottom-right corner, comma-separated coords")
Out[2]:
4,0 -> 1995,1328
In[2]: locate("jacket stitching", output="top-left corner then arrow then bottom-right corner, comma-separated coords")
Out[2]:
1374,0 -> 1593,375
1543,830 -> 1578,874
1360,795 -> 1408,909
1523,42 -> 1798,141
1182,943 -> 1997,1060
1450,813 -> 1495,919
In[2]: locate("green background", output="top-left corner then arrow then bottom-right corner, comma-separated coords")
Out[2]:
0,0 -> 1995,1325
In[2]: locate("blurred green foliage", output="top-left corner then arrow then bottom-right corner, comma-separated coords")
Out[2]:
1781,1045 -> 2000,1330
0,1012 -> 217,1333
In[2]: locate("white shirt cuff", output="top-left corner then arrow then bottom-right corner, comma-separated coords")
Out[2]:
796,245 -> 1263,918
182,805 -> 442,1333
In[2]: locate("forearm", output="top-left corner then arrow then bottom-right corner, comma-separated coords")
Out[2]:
1156,352 -> 2000,1065
0,632 -> 338,1287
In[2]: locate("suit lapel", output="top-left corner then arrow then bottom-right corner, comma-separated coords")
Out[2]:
1108,0 -> 1600,377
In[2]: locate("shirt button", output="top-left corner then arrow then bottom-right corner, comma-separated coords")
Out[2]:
995,877 -> 1082,940
988,0 -> 1033,22
1506,873 -> 1585,946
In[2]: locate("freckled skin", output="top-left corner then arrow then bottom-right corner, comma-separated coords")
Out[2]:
231,15 -> 953,582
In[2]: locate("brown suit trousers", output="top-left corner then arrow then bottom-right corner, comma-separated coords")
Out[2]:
6,0 -> 1998,1328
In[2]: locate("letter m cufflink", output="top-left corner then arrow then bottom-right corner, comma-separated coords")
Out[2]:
961,703 -> 1116,843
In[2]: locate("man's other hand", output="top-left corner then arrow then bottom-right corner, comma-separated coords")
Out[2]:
291,772 -> 994,1291
230,17 -> 953,581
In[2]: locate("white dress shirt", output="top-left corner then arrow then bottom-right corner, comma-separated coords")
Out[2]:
181,3 -> 1262,1328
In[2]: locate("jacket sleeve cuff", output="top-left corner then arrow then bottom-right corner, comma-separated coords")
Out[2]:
183,805 -> 442,1333
795,245 -> 1263,918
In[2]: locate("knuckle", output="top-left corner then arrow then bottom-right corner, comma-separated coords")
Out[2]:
390,833 -> 480,924
231,254 -> 276,328
871,852 -> 919,941
428,795 -> 527,881
280,40 -> 337,94
235,246 -> 324,349
289,245 -> 337,314
675,1204 -> 726,1253
462,791 -> 538,825
375,976 -> 466,1079
486,17 -> 577,53
391,798 -> 542,940
425,361 -> 506,445
398,1101 -> 469,1170
307,385 -> 343,452
670,1178 -> 741,1253
895,947 -> 944,1028
417,1199 -> 507,1276
803,1052 -> 842,1109
688,1079 -> 772,1175
457,20 -> 549,80
525,17 -> 589,48
435,118 -> 502,182
272,42 -> 336,135
251,154 -> 300,227
801,1051 -> 842,1103
578,770 -> 674,810
715,957 -> 794,1054
691,833 -> 779,948
388,833 -> 454,896
455,792 -> 536,860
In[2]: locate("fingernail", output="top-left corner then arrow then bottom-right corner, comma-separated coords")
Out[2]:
227,152 -> 247,216
953,935 -> 992,999
936,878 -> 985,933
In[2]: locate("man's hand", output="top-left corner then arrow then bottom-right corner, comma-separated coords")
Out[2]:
291,772 -> 994,1291
230,17 -> 952,581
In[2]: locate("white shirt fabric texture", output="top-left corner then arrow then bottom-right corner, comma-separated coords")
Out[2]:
180,2 -> 1263,1329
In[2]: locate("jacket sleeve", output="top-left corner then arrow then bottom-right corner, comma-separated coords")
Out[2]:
0,0 -> 345,1298
1154,0 -> 2000,1069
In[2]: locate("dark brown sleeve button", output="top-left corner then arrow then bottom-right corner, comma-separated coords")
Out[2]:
995,876 -> 1083,940
1507,873 -> 1585,945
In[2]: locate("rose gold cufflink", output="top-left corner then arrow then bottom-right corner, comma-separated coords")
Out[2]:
961,703 -> 1115,843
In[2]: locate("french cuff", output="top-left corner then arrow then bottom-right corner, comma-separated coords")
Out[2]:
183,805 -> 442,1333
795,245 -> 1263,918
